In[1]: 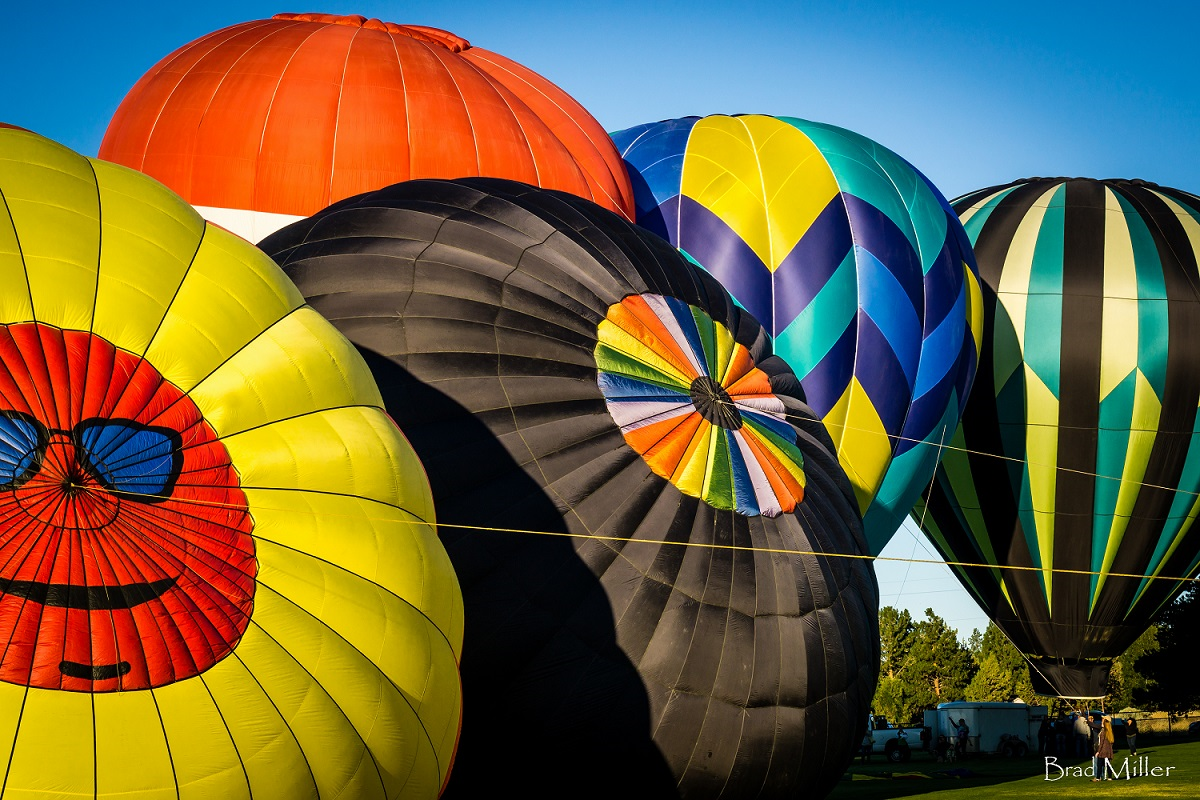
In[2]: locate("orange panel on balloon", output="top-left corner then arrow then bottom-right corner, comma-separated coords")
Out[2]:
99,13 -> 634,240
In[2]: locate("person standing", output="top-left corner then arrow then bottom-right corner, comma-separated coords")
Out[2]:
1073,711 -> 1091,757
1125,717 -> 1138,756
860,729 -> 874,762
950,717 -> 970,758
1038,717 -> 1051,756
1092,717 -> 1115,781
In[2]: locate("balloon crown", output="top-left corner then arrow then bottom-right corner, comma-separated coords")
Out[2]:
1017,176 -> 1170,189
272,13 -> 471,51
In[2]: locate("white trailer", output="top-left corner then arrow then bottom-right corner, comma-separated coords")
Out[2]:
923,701 -> 1048,756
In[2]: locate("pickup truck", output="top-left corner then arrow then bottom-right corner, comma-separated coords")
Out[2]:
865,715 -> 927,762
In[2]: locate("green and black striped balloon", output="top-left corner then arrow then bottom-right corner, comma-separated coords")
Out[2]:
916,177 -> 1200,698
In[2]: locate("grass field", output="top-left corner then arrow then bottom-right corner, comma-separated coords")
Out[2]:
830,736 -> 1200,798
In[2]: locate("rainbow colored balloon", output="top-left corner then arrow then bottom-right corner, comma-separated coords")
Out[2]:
612,114 -> 983,553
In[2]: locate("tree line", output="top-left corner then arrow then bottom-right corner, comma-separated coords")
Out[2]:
872,587 -> 1199,722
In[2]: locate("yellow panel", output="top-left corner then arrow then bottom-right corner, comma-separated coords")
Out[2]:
833,378 -> 891,514
676,420 -> 716,496
1093,370 -> 1162,603
1100,187 -> 1139,400
1156,192 -> 1200,270
4,689 -> 93,798
0,176 -> 33,325
0,129 -> 99,331
597,320 -> 694,385
224,407 -> 436,523
236,594 -> 393,800
701,423 -> 723,499
199,638 -> 320,800
681,115 -> 838,272
145,223 -> 303,393
1024,367 -> 1059,605
0,683 -> 25,792
255,548 -> 454,794
1131,452 -> 1200,610
92,159 -> 206,355
939,426 -> 1003,571
956,193 -> 994,228
995,185 -> 1058,389
93,691 -> 177,799
153,677 -> 252,800
964,260 -> 983,359
190,307 -> 384,436
245,488 -> 463,659
711,317 -> 735,383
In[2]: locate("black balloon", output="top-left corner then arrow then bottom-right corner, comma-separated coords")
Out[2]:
261,179 -> 879,799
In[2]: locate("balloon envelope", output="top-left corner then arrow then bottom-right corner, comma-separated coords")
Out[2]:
99,13 -> 634,241
918,177 -> 1200,697
612,115 -> 983,554
0,128 -> 463,798
261,178 -> 880,800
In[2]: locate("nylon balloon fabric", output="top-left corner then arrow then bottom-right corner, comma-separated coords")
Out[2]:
612,115 -> 983,555
916,177 -> 1200,698
0,128 -> 463,799
98,13 -> 634,242
261,178 -> 880,800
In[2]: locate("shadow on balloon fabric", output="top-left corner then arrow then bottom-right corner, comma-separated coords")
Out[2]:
358,348 -> 680,799
260,177 -> 879,800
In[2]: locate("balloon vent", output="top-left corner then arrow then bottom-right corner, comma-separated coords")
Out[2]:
272,13 -> 471,50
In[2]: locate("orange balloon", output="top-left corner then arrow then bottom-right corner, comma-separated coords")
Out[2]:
100,13 -> 634,239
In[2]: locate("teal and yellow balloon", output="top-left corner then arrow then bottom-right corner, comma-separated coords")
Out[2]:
0,127 -> 463,798
612,115 -> 982,553
918,177 -> 1200,697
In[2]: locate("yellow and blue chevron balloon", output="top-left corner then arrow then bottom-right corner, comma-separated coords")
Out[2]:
612,115 -> 983,553
917,178 -> 1200,698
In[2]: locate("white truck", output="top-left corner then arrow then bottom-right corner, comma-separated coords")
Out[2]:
923,701 -> 1048,757
865,714 -> 925,762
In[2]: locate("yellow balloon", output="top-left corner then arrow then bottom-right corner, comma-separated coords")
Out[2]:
0,128 -> 463,799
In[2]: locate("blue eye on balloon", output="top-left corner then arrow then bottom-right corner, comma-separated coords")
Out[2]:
76,420 -> 181,499
0,412 -> 43,488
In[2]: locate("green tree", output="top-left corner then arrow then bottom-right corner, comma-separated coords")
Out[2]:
872,607 -> 917,721
964,623 -> 1036,702
879,606 -> 915,676
1135,586 -> 1199,712
905,608 -> 973,711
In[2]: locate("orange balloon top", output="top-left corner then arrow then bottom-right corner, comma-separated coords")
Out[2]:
100,13 -> 634,219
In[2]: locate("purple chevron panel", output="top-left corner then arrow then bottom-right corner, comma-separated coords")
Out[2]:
676,195 -> 774,328
853,311 -> 912,436
772,195 -> 855,331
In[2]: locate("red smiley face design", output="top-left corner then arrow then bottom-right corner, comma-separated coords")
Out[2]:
0,323 -> 256,692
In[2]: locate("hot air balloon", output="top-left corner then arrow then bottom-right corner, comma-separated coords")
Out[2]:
99,12 -> 634,242
260,178 -> 879,800
0,127 -> 463,798
612,115 -> 983,554
916,177 -> 1200,698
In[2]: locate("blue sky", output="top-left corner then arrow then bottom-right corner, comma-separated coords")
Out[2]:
4,0 -> 1199,639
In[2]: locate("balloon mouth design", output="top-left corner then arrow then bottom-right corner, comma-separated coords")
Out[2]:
595,293 -> 807,517
0,322 -> 257,692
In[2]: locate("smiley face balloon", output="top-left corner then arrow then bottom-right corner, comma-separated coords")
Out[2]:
0,127 -> 463,799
